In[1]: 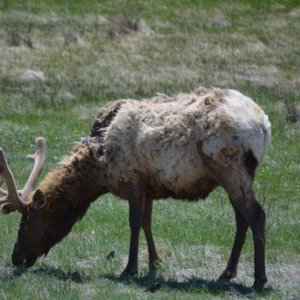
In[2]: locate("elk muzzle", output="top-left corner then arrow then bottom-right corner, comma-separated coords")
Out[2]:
11,241 -> 38,268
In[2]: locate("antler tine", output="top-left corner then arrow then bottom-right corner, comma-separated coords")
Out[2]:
20,137 -> 46,201
0,147 -> 24,213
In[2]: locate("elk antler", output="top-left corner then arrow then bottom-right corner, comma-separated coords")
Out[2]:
0,137 -> 46,214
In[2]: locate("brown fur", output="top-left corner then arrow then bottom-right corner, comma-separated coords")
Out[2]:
11,144 -> 107,267
38,144 -> 106,232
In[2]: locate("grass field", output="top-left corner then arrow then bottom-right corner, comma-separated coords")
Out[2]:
0,0 -> 299,299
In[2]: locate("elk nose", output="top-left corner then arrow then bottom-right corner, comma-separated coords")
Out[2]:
11,242 -> 26,267
25,256 -> 37,268
12,250 -> 37,268
11,250 -> 25,267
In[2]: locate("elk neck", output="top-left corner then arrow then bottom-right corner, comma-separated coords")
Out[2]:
36,142 -> 107,221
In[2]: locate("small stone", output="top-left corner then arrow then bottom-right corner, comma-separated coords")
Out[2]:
20,70 -> 46,82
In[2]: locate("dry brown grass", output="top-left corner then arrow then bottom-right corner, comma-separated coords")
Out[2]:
1,3 -> 299,98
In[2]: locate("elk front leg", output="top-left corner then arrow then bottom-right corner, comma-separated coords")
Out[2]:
142,199 -> 161,270
122,191 -> 145,276
219,208 -> 249,281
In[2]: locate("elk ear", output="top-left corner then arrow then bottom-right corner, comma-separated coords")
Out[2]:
31,189 -> 47,210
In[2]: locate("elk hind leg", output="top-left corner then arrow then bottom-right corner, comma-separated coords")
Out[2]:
219,208 -> 249,281
231,189 -> 267,290
248,200 -> 267,290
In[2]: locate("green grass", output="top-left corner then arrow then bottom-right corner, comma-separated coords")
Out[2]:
0,0 -> 300,299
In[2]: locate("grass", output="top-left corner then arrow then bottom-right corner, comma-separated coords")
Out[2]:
0,0 -> 299,299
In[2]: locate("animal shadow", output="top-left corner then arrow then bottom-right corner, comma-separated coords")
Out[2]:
3,265 -> 91,284
105,271 -> 274,297
6,265 -> 274,297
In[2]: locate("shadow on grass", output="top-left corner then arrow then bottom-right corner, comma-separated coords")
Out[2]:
2,265 -> 274,297
32,266 -> 89,283
0,265 -> 90,284
105,271 -> 274,297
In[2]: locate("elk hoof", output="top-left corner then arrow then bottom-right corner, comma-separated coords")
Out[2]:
120,268 -> 138,279
218,269 -> 237,282
252,277 -> 267,292
145,282 -> 161,293
149,257 -> 162,271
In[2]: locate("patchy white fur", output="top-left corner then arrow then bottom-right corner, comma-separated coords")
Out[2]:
202,89 -> 271,163
100,88 -> 271,193
222,89 -> 271,162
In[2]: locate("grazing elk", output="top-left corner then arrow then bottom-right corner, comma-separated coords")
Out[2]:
0,87 -> 271,290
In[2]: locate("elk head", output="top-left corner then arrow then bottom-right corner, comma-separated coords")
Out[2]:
0,138 -> 48,267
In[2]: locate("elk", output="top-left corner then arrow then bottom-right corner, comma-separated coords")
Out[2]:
0,87 -> 271,290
